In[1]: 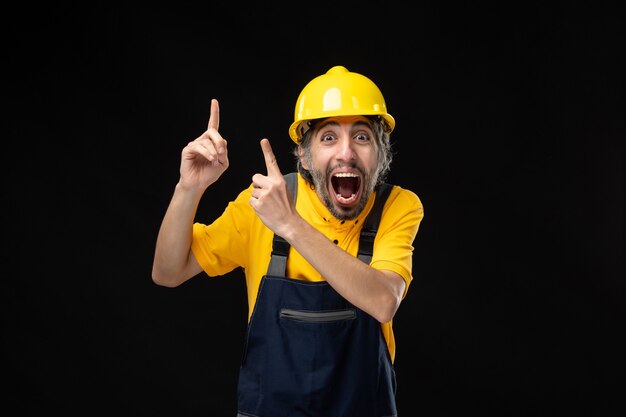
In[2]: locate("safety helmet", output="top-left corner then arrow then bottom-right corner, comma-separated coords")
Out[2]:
288,65 -> 395,143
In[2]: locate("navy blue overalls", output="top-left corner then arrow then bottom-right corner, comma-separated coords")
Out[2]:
236,173 -> 398,417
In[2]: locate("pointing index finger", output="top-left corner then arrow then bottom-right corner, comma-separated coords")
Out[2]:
208,99 -> 219,131
260,138 -> 282,177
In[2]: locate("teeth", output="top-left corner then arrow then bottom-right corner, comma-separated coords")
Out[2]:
336,194 -> 356,203
333,172 -> 357,178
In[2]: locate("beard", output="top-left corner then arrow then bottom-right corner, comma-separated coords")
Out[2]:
308,163 -> 379,221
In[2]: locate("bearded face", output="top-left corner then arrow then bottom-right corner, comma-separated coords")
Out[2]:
298,116 -> 382,221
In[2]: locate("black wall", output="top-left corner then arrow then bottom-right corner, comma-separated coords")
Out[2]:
5,3 -> 624,416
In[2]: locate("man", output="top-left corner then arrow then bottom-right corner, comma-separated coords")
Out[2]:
152,65 -> 424,416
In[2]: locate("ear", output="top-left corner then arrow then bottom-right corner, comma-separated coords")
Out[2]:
297,145 -> 309,170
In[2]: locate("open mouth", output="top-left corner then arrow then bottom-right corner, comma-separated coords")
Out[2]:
330,172 -> 361,206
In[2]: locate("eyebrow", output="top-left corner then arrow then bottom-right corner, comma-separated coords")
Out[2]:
317,119 -> 373,130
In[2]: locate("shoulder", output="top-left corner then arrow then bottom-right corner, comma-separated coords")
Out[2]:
221,183 -> 256,220
387,184 -> 423,211
379,184 -> 424,228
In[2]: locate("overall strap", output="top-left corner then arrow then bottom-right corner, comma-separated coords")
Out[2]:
357,181 -> 392,264
266,172 -> 393,276
266,172 -> 298,277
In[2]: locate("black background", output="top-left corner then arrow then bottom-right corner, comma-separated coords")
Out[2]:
5,2 -> 624,416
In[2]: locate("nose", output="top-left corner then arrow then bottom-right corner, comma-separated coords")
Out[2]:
336,136 -> 355,161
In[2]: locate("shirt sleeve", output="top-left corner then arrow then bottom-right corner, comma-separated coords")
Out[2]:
191,185 -> 255,277
369,186 -> 424,299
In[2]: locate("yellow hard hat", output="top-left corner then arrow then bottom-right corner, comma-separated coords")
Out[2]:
288,66 -> 395,143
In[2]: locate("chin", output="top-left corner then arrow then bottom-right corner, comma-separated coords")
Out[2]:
330,204 -> 360,221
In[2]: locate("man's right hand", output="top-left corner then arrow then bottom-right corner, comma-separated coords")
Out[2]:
179,98 -> 229,191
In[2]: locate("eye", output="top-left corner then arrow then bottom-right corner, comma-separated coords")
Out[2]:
354,132 -> 370,142
321,133 -> 336,142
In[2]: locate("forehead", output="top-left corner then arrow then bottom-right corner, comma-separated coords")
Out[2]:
315,116 -> 374,130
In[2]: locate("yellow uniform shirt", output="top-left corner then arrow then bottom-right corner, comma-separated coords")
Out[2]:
191,173 -> 424,362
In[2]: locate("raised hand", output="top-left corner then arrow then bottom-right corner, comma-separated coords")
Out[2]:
179,99 -> 229,191
250,138 -> 297,235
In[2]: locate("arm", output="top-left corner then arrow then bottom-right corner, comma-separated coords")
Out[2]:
285,218 -> 406,323
249,139 -> 410,323
152,99 -> 229,287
